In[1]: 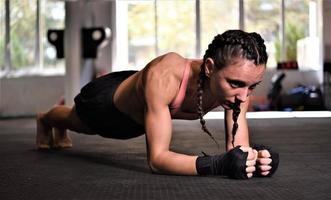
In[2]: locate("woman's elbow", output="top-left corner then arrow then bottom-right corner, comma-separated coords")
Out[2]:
148,160 -> 158,173
147,154 -> 168,174
149,157 -> 166,174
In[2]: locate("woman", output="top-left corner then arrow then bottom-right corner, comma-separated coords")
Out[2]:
36,30 -> 279,179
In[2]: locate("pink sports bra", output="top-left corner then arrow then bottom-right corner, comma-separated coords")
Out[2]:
169,60 -> 191,114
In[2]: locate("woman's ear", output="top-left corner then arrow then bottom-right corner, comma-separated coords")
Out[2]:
204,58 -> 215,78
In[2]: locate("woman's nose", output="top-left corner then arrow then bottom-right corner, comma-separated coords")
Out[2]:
236,88 -> 249,102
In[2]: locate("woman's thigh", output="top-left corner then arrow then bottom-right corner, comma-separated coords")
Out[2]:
68,106 -> 97,135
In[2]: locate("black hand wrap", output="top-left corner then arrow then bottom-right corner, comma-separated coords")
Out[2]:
196,146 -> 248,179
252,144 -> 279,177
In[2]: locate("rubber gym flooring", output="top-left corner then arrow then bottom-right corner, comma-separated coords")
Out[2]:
1,116 -> 331,200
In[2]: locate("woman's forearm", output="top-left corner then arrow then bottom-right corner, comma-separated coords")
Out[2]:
149,150 -> 199,175
224,102 -> 250,151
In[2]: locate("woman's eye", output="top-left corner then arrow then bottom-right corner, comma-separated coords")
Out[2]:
229,81 -> 244,88
230,83 -> 240,88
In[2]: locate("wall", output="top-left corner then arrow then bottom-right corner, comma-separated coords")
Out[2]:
0,76 -> 64,117
323,0 -> 331,60
323,0 -> 331,110
0,68 -> 322,117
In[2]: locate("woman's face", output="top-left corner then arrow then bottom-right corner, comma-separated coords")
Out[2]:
207,58 -> 266,110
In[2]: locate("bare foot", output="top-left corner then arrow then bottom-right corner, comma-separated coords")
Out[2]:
36,113 -> 53,149
53,128 -> 73,149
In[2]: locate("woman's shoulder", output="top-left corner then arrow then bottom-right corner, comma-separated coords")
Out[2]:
138,53 -> 188,101
149,52 -> 186,68
141,52 -> 187,78
162,52 -> 184,61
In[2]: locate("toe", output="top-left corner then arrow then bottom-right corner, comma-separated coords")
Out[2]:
37,143 -> 51,149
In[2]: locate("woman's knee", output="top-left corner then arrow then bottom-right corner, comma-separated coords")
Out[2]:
43,105 -> 73,128
68,107 -> 96,134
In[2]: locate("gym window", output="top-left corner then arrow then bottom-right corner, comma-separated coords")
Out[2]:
0,0 -> 321,77
122,0 -> 320,70
0,0 -> 65,77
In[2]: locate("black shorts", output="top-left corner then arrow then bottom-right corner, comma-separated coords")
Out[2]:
74,71 -> 145,139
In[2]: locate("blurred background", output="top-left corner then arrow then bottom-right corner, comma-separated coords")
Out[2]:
0,0 -> 330,118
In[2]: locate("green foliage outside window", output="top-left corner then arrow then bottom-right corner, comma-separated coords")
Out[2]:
0,0 -> 316,71
275,22 -> 305,62
0,38 -> 4,70
10,0 -> 37,69
275,0 -> 309,62
0,0 -> 4,70
1,0 -> 64,71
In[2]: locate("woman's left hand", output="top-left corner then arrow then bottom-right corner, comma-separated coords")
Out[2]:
252,144 -> 279,177
256,149 -> 272,176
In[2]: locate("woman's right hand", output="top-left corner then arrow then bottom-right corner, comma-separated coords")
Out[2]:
196,146 -> 258,179
240,146 -> 258,178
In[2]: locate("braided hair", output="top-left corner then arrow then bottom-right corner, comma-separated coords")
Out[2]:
197,30 -> 268,148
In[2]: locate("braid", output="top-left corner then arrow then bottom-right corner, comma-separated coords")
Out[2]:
231,99 -> 241,147
197,64 -> 220,148
196,30 -> 268,148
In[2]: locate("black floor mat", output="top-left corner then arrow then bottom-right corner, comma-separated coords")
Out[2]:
1,117 -> 331,200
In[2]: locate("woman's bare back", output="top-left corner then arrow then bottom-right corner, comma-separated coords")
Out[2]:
113,52 -> 219,125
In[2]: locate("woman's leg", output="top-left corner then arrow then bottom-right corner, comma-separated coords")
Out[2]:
53,128 -> 72,149
36,105 -> 95,149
